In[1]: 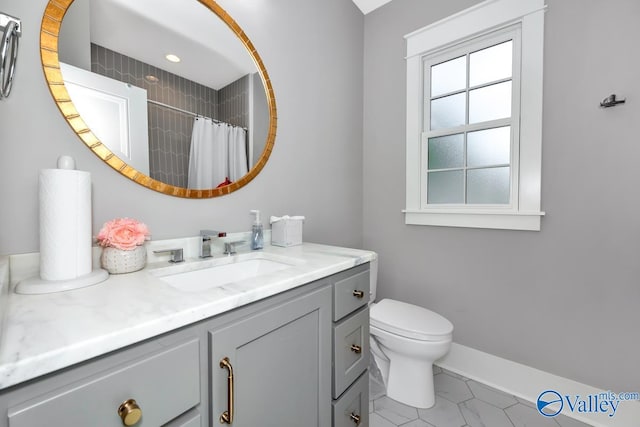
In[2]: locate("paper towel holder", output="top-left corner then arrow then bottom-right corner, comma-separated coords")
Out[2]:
15,155 -> 110,294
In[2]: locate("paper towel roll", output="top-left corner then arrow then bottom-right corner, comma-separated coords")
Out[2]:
39,168 -> 92,281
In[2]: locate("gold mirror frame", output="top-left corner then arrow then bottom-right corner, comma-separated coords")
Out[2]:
40,0 -> 277,198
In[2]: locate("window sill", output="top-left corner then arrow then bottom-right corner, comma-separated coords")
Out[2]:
403,209 -> 544,231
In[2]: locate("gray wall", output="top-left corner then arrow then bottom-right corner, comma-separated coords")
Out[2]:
363,0 -> 640,392
0,0 -> 364,255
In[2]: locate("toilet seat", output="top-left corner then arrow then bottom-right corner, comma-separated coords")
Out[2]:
370,299 -> 453,341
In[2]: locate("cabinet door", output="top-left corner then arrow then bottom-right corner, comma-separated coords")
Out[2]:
8,339 -> 200,427
209,286 -> 332,427
164,409 -> 201,427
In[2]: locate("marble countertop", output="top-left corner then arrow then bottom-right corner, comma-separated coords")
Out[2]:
0,241 -> 375,390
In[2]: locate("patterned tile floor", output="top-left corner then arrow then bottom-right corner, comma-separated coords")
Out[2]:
368,365 -> 592,427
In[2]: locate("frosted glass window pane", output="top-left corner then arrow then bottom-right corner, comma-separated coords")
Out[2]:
469,81 -> 512,124
431,93 -> 465,130
469,41 -> 513,87
467,167 -> 510,204
427,170 -> 464,204
428,134 -> 464,169
431,56 -> 466,97
467,127 -> 511,167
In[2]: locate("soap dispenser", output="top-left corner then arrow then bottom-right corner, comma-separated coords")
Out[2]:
250,210 -> 264,250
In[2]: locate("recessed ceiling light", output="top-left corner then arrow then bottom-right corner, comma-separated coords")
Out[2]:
165,54 -> 181,63
144,75 -> 159,83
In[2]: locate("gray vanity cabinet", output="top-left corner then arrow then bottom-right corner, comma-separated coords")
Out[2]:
208,285 -> 332,427
330,264 -> 370,426
0,263 -> 371,427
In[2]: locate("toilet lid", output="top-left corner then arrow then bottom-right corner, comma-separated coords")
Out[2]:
370,299 -> 453,341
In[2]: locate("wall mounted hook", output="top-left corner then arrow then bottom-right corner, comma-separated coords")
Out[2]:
600,94 -> 626,108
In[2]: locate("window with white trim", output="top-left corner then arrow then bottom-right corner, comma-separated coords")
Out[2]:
404,0 -> 545,231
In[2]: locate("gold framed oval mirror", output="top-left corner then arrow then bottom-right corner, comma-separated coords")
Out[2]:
40,0 -> 276,198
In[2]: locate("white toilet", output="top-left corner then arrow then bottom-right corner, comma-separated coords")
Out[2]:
368,256 -> 453,409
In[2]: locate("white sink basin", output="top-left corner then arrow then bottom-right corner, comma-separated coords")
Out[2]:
150,253 -> 300,292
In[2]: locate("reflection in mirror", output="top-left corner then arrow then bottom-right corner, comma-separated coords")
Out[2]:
44,0 -> 275,197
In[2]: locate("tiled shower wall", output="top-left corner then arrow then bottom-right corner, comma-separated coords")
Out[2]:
218,75 -> 249,129
91,44 -> 249,188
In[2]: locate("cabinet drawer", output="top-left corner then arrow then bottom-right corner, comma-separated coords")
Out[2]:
8,339 -> 200,427
164,409 -> 201,427
333,265 -> 369,322
332,371 -> 369,427
333,307 -> 369,398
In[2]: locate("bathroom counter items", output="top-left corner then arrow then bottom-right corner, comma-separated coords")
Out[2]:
0,243 -> 375,390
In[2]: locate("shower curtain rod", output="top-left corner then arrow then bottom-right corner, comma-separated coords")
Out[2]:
147,99 -> 247,130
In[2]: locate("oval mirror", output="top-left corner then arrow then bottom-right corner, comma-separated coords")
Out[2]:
40,0 -> 276,198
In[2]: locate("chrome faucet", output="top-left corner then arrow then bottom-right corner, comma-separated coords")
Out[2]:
223,240 -> 246,256
200,230 -> 226,258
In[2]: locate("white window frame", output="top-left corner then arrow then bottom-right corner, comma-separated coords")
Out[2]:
422,27 -> 520,209
403,0 -> 546,231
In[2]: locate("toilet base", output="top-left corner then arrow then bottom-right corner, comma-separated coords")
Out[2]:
370,332 -> 451,409
386,354 -> 435,408
370,337 -> 389,387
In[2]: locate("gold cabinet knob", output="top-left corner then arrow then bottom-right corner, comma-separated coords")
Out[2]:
352,290 -> 365,299
118,399 -> 142,426
350,344 -> 362,354
350,412 -> 361,425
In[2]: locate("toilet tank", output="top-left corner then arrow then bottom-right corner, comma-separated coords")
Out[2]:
369,254 -> 378,303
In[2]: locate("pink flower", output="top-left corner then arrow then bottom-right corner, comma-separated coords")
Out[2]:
96,218 -> 150,251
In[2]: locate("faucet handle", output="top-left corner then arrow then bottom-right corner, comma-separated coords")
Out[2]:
153,248 -> 184,263
223,240 -> 246,255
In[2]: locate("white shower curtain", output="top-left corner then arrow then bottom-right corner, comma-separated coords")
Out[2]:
228,125 -> 248,182
187,118 -> 247,189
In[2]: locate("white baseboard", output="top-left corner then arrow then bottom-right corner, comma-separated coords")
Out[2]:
436,343 -> 640,427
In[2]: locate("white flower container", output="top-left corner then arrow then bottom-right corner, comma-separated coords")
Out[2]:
101,245 -> 147,274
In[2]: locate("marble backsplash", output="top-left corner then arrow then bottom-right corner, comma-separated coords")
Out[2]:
6,231 -> 270,287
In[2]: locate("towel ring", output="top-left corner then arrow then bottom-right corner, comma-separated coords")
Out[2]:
0,14 -> 21,99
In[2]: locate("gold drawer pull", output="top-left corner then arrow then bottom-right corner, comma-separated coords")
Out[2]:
350,344 -> 362,354
219,357 -> 235,424
350,412 -> 361,425
352,290 -> 364,299
117,399 -> 142,426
